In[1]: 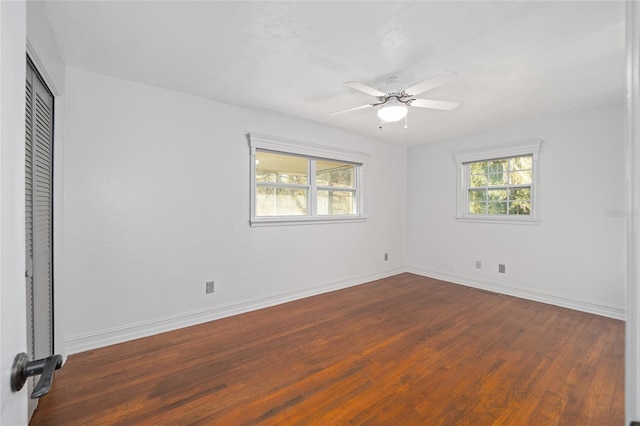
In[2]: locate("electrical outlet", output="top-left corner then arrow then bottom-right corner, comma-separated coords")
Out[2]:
384,253 -> 388,261
475,260 -> 482,269
206,281 -> 215,294
499,264 -> 506,274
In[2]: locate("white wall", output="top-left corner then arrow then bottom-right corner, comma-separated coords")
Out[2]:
27,2 -> 64,94
63,68 -> 406,353
407,103 -> 625,318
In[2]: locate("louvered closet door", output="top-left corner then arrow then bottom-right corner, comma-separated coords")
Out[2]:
25,57 -> 54,419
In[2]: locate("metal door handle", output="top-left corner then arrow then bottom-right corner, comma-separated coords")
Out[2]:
11,352 -> 62,399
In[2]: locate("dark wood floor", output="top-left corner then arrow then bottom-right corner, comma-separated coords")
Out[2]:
31,273 -> 624,425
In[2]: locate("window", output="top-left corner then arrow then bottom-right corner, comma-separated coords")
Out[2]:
467,155 -> 532,215
455,142 -> 541,224
249,133 -> 367,226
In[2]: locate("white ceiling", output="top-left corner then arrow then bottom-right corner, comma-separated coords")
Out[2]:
42,1 -> 625,145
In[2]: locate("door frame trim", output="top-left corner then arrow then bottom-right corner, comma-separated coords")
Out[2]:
627,0 -> 640,423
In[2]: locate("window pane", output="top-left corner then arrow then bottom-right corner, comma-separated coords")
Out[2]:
509,200 -> 531,215
316,160 -> 355,188
469,201 -> 486,215
317,189 -> 356,215
510,155 -> 532,171
256,187 -> 308,216
488,201 -> 508,214
509,187 -> 530,200
488,159 -> 507,174
469,161 -> 489,175
487,189 -> 508,201
468,189 -> 486,202
256,151 -> 308,184
509,170 -> 532,185
470,174 -> 487,187
488,173 -> 508,186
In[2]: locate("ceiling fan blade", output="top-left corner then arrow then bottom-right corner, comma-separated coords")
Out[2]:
330,104 -> 376,115
344,81 -> 386,98
405,70 -> 458,96
410,99 -> 460,111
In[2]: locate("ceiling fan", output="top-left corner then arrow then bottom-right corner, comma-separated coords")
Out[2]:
331,71 -> 459,128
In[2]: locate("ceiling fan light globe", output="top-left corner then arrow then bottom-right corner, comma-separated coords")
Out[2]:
377,105 -> 408,122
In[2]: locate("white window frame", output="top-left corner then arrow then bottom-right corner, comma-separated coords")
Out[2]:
248,132 -> 368,227
454,141 -> 542,225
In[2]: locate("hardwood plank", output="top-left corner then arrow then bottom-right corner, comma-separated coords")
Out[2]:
31,273 -> 624,425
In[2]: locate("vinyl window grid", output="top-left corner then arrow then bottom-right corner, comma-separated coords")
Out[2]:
455,141 -> 542,225
248,133 -> 368,226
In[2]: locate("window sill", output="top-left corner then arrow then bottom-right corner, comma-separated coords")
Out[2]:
250,216 -> 367,227
456,215 -> 541,225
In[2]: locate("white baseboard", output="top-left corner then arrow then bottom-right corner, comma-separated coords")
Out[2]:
65,267 -> 406,355
406,266 -> 626,320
